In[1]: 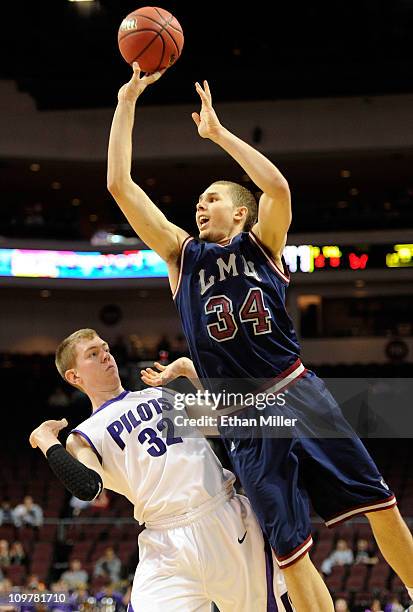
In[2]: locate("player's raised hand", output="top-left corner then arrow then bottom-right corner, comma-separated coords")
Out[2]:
118,62 -> 166,103
29,418 -> 68,450
141,357 -> 192,387
192,80 -> 223,140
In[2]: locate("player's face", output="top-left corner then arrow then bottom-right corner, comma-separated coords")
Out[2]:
196,184 -> 240,242
73,336 -> 120,392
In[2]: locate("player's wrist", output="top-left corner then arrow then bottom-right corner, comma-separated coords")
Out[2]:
208,124 -> 228,144
36,435 -> 63,457
117,95 -> 139,107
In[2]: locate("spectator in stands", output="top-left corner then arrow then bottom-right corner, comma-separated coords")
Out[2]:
0,577 -> 13,611
9,541 -> 27,567
335,598 -> 350,612
0,499 -> 15,526
93,547 -> 122,584
68,584 -> 91,609
95,584 -> 124,610
26,573 -> 43,590
355,538 -> 379,565
60,559 -> 89,590
69,495 -> 90,517
47,386 -> 70,409
48,579 -> 74,612
156,334 -> 170,357
0,540 -> 10,571
321,538 -> 354,575
129,333 -> 145,360
89,489 -> 110,515
384,596 -> 404,612
13,496 -> 43,528
365,599 -> 384,612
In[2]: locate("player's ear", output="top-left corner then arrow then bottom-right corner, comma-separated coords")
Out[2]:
65,369 -> 80,387
234,205 -> 248,222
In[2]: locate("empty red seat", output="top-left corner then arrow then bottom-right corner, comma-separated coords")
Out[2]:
345,565 -> 368,590
5,565 -> 26,587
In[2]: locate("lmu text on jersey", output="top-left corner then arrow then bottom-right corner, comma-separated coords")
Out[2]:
199,253 -> 261,295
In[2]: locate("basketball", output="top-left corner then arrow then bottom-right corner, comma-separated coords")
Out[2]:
118,7 -> 184,73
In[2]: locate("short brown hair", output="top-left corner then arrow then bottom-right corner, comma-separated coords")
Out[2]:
213,180 -> 258,232
55,328 -> 97,382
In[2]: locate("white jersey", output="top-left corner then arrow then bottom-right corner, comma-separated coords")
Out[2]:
72,388 -> 234,525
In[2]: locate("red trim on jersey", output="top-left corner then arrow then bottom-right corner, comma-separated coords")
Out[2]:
172,236 -> 193,301
274,534 -> 313,568
248,230 -> 290,284
325,494 -> 397,527
256,358 -> 307,394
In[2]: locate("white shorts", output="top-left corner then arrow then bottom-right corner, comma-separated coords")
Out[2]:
129,490 -> 292,611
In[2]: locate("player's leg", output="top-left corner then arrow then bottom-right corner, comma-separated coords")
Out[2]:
131,528 -> 212,612
366,505 -> 413,595
220,433 -> 334,612
195,494 -> 268,611
281,553 -> 334,612
297,373 -> 413,598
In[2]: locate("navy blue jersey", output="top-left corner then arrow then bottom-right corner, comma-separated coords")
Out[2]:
174,231 -> 300,386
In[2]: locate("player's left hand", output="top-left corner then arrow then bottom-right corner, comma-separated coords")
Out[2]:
141,357 -> 192,387
140,361 -> 174,387
29,418 -> 68,450
192,80 -> 223,140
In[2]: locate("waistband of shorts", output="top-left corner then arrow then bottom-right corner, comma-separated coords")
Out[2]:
217,358 -> 307,418
145,480 -> 235,530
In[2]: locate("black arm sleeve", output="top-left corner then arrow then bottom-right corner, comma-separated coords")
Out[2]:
46,444 -> 103,501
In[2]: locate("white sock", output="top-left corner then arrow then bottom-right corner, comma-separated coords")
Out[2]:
407,586 -> 413,601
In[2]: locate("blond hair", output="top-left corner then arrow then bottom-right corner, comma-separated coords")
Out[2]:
55,328 -> 97,384
213,180 -> 258,232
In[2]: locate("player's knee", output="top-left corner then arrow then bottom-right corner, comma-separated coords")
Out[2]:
365,505 -> 401,526
281,552 -> 313,577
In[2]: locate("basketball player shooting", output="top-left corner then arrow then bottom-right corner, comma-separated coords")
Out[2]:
29,329 -> 292,612
107,64 -> 413,611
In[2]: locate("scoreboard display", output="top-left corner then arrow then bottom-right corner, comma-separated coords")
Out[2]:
283,243 -> 413,273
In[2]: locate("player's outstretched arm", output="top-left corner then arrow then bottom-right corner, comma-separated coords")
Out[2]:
141,357 -> 204,392
29,420 -> 104,501
108,62 -> 189,263
193,81 -> 291,257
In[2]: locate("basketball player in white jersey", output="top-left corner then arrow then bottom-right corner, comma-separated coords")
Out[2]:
29,328 -> 293,612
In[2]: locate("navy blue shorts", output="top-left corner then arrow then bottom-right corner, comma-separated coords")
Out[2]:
219,371 -> 396,568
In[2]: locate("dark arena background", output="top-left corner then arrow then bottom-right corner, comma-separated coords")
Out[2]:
0,1 -> 412,611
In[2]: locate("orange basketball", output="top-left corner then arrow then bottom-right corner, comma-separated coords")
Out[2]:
118,6 -> 184,73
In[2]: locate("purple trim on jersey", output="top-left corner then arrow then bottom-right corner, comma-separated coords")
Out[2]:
127,603 -> 134,612
91,390 -> 130,417
71,430 -> 102,464
265,541 -> 278,612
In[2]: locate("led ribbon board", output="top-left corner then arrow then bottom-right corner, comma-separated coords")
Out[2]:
0,249 -> 168,279
0,244 -> 410,279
